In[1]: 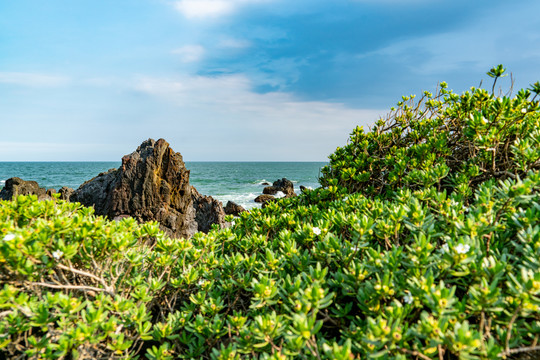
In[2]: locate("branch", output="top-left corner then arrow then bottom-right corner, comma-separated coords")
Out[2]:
500,345 -> 540,357
57,263 -> 115,294
29,281 -> 113,296
397,347 -> 433,360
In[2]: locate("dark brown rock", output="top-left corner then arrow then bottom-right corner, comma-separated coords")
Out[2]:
263,186 -> 278,195
192,187 -> 227,233
71,138 -> 225,238
46,189 -> 57,197
0,177 -> 49,201
261,182 -> 270,186
224,201 -> 246,216
272,178 -> 296,197
254,194 -> 275,204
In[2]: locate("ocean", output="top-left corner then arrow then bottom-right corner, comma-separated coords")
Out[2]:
0,162 -> 326,209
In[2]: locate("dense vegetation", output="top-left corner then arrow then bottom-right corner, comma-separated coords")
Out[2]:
1,66 -> 539,359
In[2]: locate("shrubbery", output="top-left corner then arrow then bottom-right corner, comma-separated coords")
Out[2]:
1,67 -> 539,359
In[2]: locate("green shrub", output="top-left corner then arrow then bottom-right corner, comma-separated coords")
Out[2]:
320,66 -> 540,200
1,67 -> 539,359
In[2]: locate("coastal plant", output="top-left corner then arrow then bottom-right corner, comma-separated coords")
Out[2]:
320,65 -> 540,200
1,67 -> 539,359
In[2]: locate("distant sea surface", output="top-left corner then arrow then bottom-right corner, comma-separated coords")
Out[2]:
0,162 -> 326,209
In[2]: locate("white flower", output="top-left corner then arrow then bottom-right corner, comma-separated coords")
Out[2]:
441,243 -> 449,254
3,234 -> 15,241
521,108 -> 527,114
313,227 -> 321,235
231,220 -> 236,226
351,246 -> 359,252
455,243 -> 470,254
403,291 -> 413,304
198,279 -> 205,286
52,250 -> 64,260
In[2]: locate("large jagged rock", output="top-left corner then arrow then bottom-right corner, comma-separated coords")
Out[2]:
71,138 -> 225,238
0,177 -> 51,201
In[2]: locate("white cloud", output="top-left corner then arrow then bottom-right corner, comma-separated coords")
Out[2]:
134,74 -> 384,160
173,0 -> 272,19
173,0 -> 235,18
0,72 -> 70,87
172,45 -> 206,62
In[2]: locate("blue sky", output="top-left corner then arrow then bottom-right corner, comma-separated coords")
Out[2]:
1,0 -> 539,161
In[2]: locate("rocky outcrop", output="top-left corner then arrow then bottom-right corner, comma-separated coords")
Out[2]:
70,138 -> 225,238
0,177 -> 51,201
224,201 -> 246,216
262,186 -> 278,195
272,178 -> 296,197
254,194 -> 275,204
192,188 -> 227,233
58,187 -> 74,201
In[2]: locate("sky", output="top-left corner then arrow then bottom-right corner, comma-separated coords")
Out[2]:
1,0 -> 539,161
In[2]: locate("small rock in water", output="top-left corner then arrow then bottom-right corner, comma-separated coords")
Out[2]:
263,186 -> 278,195
254,194 -> 275,204
272,178 -> 296,198
224,201 -> 246,216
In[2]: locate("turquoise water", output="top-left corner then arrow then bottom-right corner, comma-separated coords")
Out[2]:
0,162 -> 326,209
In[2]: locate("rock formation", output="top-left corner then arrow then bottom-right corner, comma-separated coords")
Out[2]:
254,194 -> 275,204
192,188 -> 228,233
0,177 -> 52,201
271,178 -> 296,197
70,138 -> 226,238
58,187 -> 74,201
262,186 -> 278,195
224,201 -> 246,216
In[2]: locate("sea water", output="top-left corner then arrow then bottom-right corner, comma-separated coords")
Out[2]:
0,162 -> 326,209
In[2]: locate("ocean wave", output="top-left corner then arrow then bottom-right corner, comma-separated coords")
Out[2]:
274,191 -> 286,198
252,179 -> 271,185
213,192 -> 260,210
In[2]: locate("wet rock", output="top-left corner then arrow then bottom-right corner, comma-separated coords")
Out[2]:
254,194 -> 275,204
224,201 -> 246,216
263,186 -> 278,195
272,178 -> 296,197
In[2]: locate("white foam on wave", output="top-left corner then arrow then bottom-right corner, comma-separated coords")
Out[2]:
213,192 -> 261,210
274,191 -> 286,198
253,179 -> 271,185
